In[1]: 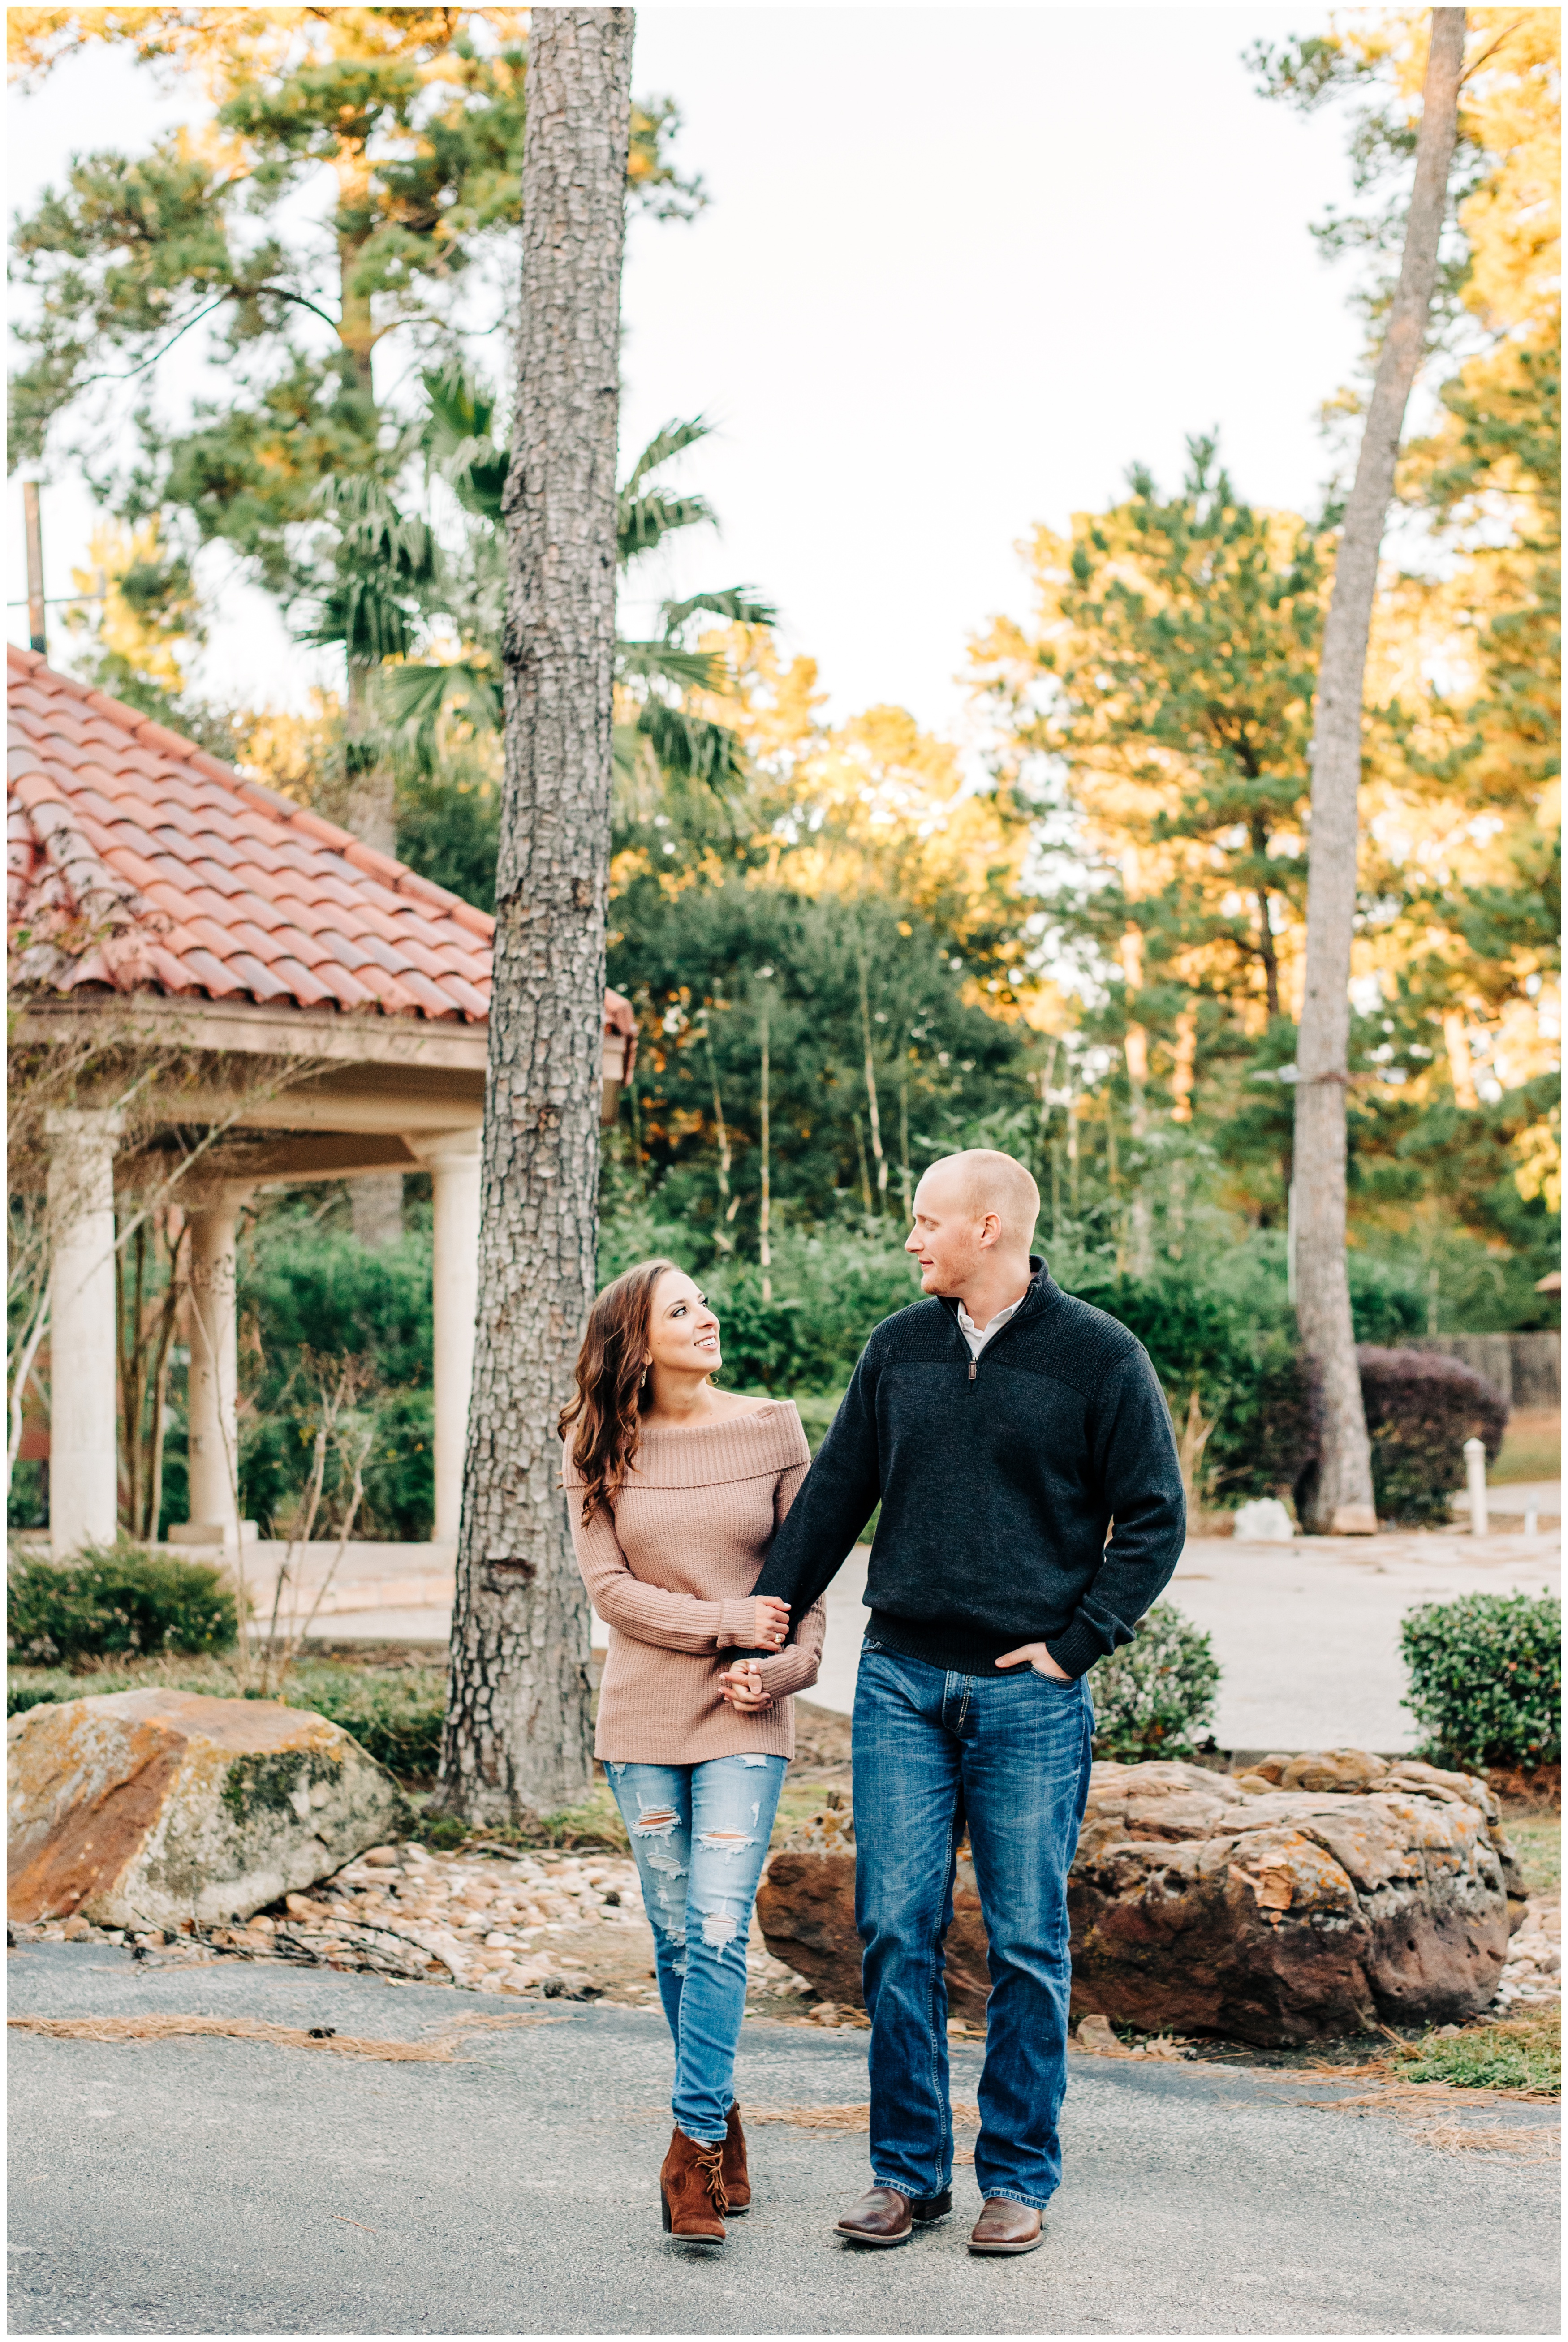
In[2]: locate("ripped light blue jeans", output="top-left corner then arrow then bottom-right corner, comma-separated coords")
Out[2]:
605,1754 -> 786,2145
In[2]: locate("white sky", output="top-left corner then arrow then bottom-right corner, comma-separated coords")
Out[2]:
7,3 -> 1368,739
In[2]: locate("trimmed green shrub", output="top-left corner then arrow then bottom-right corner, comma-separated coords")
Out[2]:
1359,1347 -> 1509,1527
1400,1590 -> 1560,1770
1090,1600 -> 1221,1761
7,1542 -> 239,1665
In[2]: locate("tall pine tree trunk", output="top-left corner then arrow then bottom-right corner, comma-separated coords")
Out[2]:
1294,8 -> 1465,1533
440,6 -> 635,1820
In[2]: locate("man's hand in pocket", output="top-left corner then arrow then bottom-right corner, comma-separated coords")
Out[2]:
995,1642 -> 1072,1682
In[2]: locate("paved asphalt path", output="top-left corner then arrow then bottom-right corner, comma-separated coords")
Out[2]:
8,1944 -> 1559,2336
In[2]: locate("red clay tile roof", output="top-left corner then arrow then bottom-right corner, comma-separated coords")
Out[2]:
9,646 -> 637,1047
8,645 -> 492,1020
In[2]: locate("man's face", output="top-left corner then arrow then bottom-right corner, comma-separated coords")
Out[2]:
905,1164 -> 989,1295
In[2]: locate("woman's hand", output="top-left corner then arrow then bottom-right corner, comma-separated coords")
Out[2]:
748,1596 -> 791,1652
720,1660 -> 774,1713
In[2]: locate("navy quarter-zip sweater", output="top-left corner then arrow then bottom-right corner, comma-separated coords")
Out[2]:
748,1261 -> 1185,1680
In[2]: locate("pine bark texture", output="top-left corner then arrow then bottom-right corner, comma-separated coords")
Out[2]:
1293,9 -> 1465,1534
441,6 -> 635,1819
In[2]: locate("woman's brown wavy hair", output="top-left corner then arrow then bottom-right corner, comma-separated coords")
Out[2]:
558,1257 -> 682,1527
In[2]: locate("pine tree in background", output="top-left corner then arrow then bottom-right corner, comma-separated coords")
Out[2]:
439,4 -> 636,1823
9,8 -> 695,607
970,440 -> 1328,1221
1288,9 -> 1466,1533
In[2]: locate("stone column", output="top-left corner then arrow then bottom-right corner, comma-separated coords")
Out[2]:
44,1108 -> 124,1557
417,1132 -> 481,1545
175,1185 -> 252,1547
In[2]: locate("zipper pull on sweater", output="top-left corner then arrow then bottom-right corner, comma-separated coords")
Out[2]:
968,1356 -> 977,1384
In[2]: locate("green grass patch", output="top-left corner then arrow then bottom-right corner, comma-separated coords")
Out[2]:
7,1652 -> 446,1780
1491,1409 -> 1562,1486
407,1782 -> 629,1853
1394,2006 -> 1560,2095
1506,1812 -> 1562,1894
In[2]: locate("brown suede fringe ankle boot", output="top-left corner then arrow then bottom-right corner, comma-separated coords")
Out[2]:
659,2125 -> 728,2242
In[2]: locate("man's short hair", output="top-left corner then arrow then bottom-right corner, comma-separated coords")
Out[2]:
927,1149 -> 1040,1249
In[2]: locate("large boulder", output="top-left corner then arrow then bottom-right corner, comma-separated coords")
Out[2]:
754,1752 -> 1527,2044
754,1799 -> 994,2021
7,1690 -> 403,1933
1072,1753 -> 1525,2043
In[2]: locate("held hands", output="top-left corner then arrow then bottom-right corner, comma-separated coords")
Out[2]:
718,1597 -> 791,1714
995,1641 -> 1072,1682
750,1596 -> 791,1651
719,1659 -> 774,1714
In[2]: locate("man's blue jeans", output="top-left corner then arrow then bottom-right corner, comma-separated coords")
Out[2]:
852,1640 -> 1094,2212
606,1754 -> 786,2146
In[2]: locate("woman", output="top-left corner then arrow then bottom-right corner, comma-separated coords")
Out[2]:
560,1257 -> 826,2246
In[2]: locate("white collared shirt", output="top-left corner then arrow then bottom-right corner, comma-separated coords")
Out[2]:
956,1291 -> 1025,1362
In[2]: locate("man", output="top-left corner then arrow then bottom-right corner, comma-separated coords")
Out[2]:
723,1149 -> 1184,2256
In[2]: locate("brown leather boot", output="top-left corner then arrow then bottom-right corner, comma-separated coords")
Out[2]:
969,2197 -> 1043,2255
659,2125 -> 728,2243
721,2102 -> 750,2213
835,2185 -> 953,2246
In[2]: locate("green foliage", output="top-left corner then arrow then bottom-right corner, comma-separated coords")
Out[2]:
1400,1592 -> 1561,1770
238,1202 -> 435,1538
377,381 -> 773,822
7,1541 -> 238,1665
608,880 -> 1031,1243
7,1657 -> 248,1718
392,766 -> 500,913
1395,2007 -> 1560,2096
1088,1601 -> 1221,1761
4,1645 -> 441,1778
276,1663 -> 446,1779
1359,1347 -> 1510,1528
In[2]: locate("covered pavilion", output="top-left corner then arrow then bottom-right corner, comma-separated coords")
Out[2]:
7,644 -> 636,1565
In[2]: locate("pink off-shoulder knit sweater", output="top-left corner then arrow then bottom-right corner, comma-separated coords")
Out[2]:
563,1400 -> 827,1764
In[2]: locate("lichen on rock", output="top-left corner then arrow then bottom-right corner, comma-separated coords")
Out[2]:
7,1690 -> 404,1933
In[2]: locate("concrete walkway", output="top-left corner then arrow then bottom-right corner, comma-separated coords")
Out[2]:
811,1530 -> 1561,1752
311,1521 -> 1560,1759
7,1945 -> 1558,2336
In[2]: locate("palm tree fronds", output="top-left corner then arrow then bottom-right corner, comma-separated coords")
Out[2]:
420,365 -> 509,522
617,639 -> 724,693
660,586 -> 778,633
617,488 -> 718,562
620,414 -> 714,496
377,660 -> 501,772
636,700 -> 746,792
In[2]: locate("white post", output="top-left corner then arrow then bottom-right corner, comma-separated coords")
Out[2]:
44,1107 -> 124,1556
1464,1437 -> 1488,1537
414,1132 -> 481,1546
176,1185 -> 251,1547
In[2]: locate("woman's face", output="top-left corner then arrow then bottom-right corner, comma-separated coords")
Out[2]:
645,1268 -> 722,1379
